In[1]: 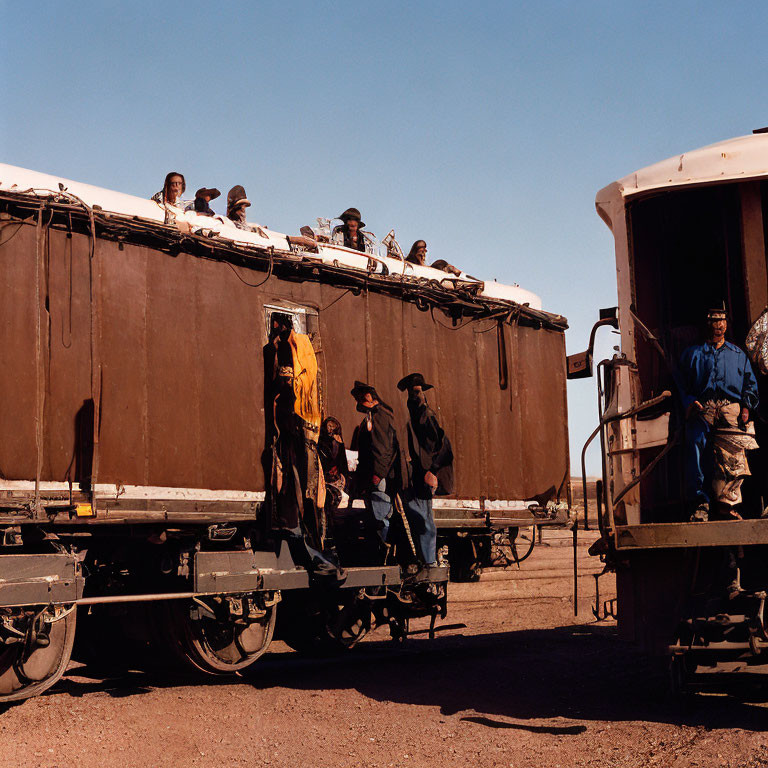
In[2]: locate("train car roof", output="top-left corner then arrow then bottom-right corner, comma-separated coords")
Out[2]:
0,163 -> 554,318
596,132 -> 768,212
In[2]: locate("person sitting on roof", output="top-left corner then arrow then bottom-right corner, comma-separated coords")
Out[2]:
226,185 -> 268,237
191,187 -> 220,216
405,240 -> 462,276
151,172 -> 186,207
430,259 -> 462,277
406,240 -> 428,266
331,208 -> 370,253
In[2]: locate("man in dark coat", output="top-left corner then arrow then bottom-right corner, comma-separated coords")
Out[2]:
350,381 -> 400,545
331,208 -> 370,253
398,372 -> 454,566
192,186 -> 220,216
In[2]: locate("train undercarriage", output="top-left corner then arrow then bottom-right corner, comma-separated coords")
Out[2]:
0,520 -> 450,704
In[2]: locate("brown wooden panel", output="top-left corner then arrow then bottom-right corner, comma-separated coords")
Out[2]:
319,285 -> 370,440
0,223 -> 40,479
145,251 -> 203,487
98,241 -> 149,485
515,326 -> 569,498
42,229 -> 94,481
195,258 -> 263,490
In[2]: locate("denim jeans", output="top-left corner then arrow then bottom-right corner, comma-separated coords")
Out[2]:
403,492 -> 437,565
368,478 -> 394,543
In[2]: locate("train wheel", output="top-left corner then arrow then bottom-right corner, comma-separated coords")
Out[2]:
325,599 -> 371,649
0,607 -> 77,703
509,525 -> 537,564
277,592 -> 373,654
164,597 -> 277,675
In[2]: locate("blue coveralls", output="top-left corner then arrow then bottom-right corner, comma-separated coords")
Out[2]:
679,341 -> 759,506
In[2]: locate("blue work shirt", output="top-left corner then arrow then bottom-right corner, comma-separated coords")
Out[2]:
679,341 -> 759,410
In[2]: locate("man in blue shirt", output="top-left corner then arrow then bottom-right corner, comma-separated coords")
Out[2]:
680,307 -> 759,523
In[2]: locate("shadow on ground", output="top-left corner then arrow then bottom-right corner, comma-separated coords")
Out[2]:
53,621 -> 768,732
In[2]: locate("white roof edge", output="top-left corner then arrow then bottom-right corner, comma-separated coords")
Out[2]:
0,163 -> 545,312
600,133 -> 768,204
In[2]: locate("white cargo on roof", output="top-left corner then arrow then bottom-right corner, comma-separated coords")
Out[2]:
0,163 -> 543,311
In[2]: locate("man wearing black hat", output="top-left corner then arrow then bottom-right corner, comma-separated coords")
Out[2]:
680,306 -> 759,524
398,373 -> 454,566
350,381 -> 400,548
191,187 -> 220,216
226,185 -> 268,237
331,208 -> 370,253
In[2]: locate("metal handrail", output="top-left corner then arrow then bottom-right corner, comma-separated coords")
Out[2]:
601,390 -> 671,424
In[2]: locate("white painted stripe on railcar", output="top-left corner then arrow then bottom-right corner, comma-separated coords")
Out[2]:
0,482 -> 532,512
0,482 -> 266,502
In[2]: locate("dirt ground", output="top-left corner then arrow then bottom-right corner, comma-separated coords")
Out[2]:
1,528 -> 767,768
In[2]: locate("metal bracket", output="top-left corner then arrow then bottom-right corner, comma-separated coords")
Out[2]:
591,570 -> 618,621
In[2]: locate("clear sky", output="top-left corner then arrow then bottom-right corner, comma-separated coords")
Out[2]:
3,1 -> 767,474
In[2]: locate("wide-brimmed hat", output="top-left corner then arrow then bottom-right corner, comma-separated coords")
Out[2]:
397,372 -> 434,392
338,207 -> 365,228
227,185 -> 251,209
195,187 -> 221,200
350,380 -> 380,400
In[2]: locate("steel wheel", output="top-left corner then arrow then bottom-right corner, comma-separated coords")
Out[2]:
490,526 -> 537,567
276,592 -> 372,654
508,525 -> 537,564
0,608 -> 76,703
164,598 -> 277,675
326,600 -> 371,649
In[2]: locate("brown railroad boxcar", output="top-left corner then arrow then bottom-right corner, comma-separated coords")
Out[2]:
582,132 -> 768,689
0,165 -> 570,701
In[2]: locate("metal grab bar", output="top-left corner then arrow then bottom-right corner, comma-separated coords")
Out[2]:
601,390 -> 671,424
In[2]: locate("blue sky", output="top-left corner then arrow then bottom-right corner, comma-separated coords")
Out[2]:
3,1 -> 767,473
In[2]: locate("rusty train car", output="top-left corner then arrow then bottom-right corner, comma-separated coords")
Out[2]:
580,130 -> 768,686
0,165 -> 570,701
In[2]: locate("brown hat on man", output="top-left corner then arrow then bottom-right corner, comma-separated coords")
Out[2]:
195,187 -> 221,200
227,185 -> 251,211
338,207 -> 365,228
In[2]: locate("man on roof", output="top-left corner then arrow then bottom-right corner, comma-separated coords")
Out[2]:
191,187 -> 220,216
405,240 -> 462,276
406,240 -> 428,266
151,171 -> 186,206
331,208 -> 371,253
680,305 -> 759,527
151,171 -> 186,224
226,185 -> 268,237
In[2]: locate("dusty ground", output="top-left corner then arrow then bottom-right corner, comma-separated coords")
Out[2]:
2,528 -> 767,768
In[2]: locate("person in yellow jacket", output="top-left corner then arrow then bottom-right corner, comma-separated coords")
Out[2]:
265,313 -> 341,579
